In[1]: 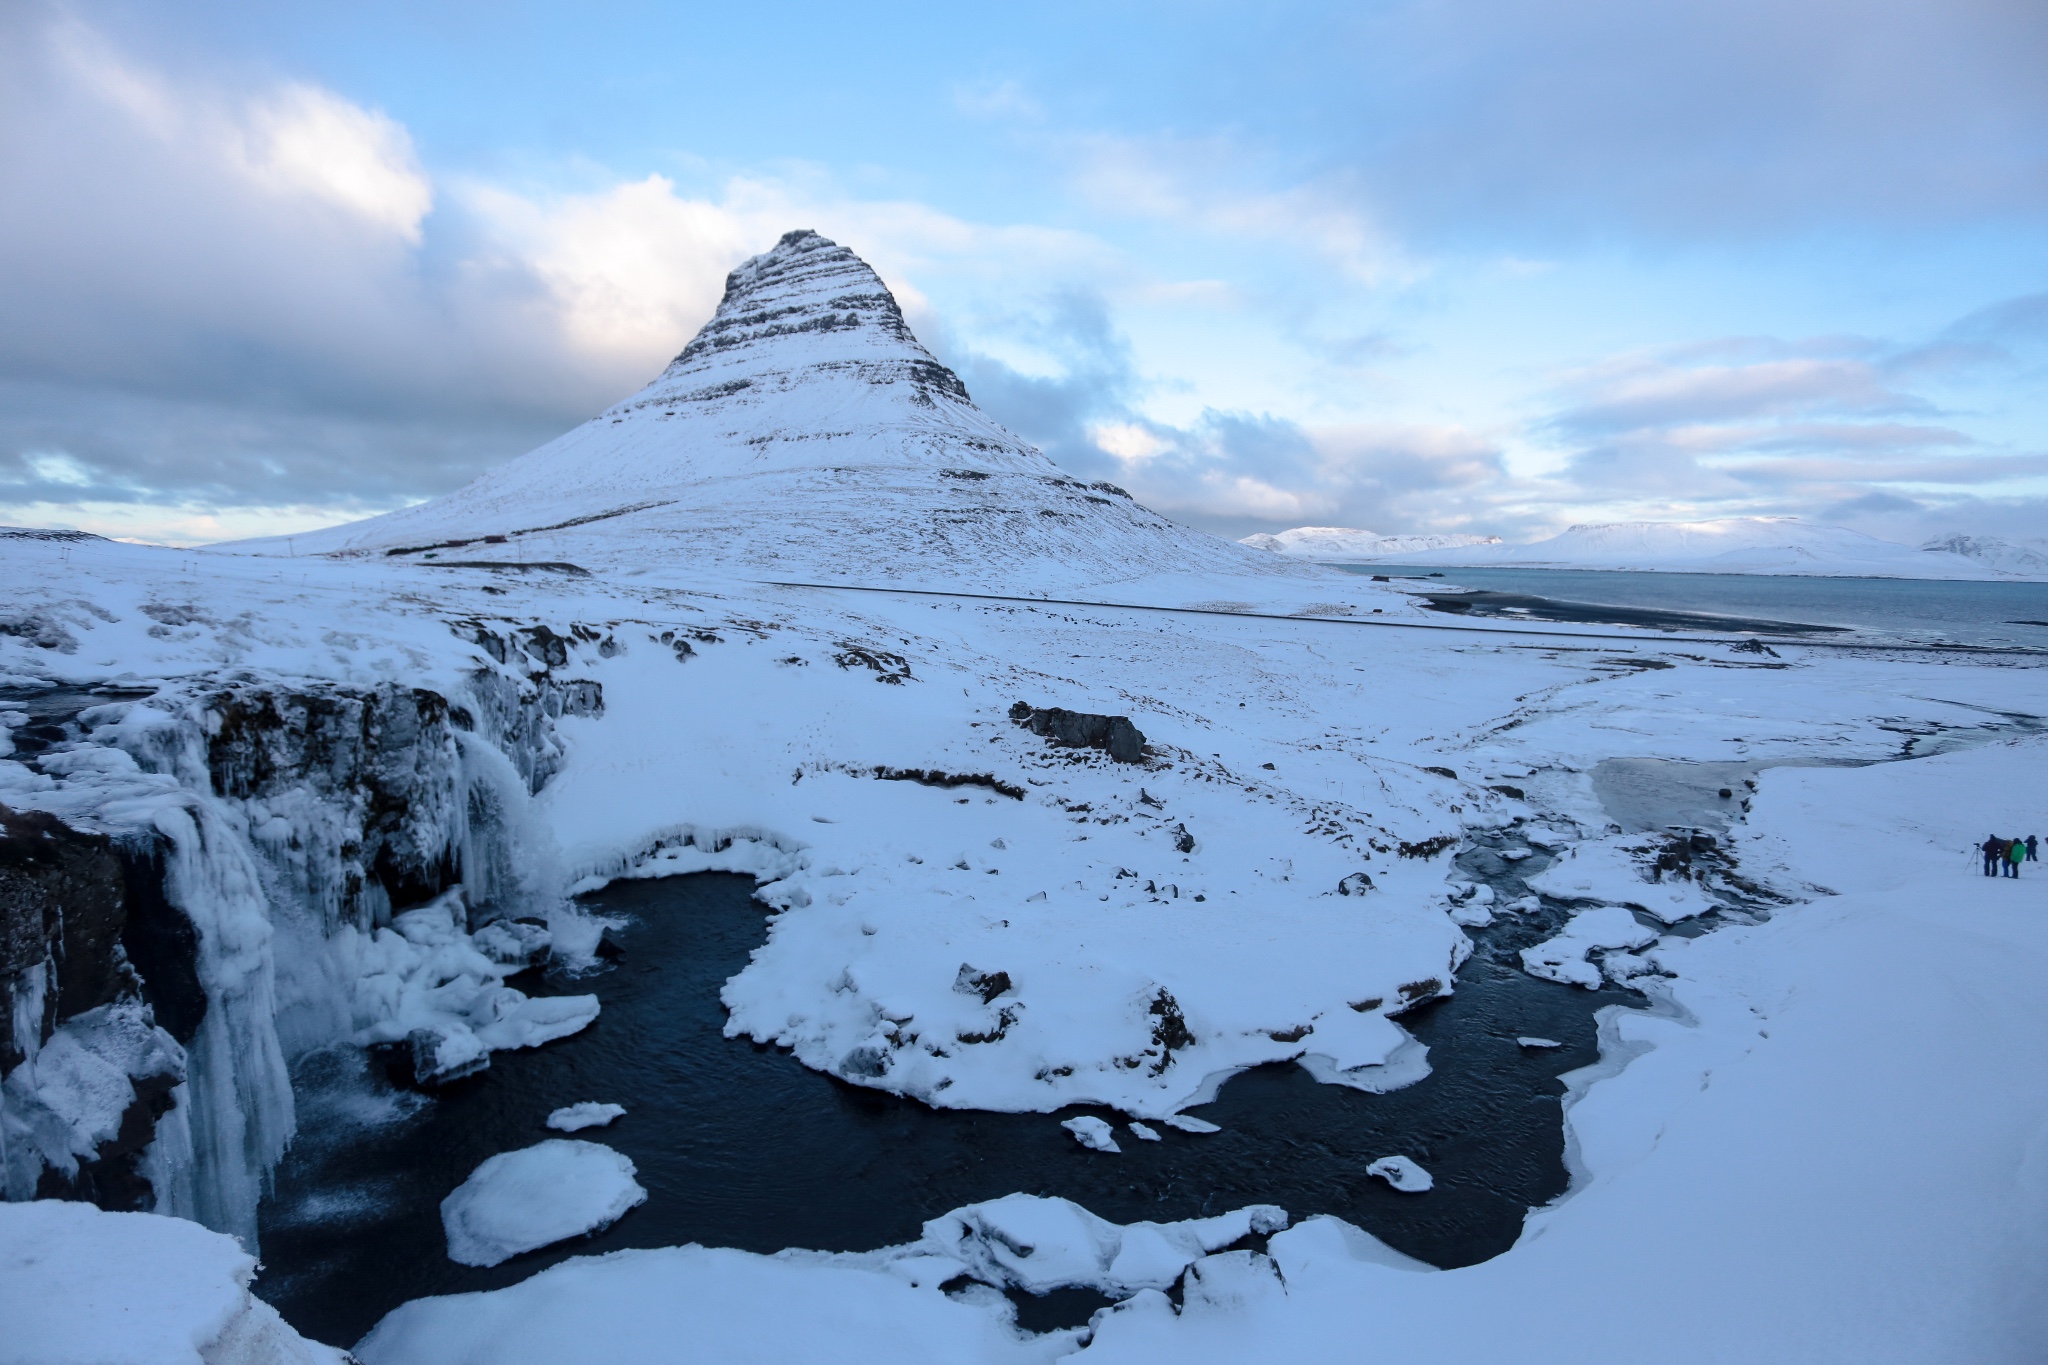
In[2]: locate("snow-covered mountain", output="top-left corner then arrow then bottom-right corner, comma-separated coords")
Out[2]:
226,231 -> 1286,597
1920,532 -> 2048,579
1374,517 -> 2037,580
1239,526 -> 1502,561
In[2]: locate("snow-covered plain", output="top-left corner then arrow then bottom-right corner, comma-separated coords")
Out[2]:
1281,515 -> 2048,580
4,231 -> 2046,1360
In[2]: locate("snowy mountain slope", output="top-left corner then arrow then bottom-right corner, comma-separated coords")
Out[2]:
1240,527 -> 1501,561
1921,532 -> 2048,578
221,231 -> 1297,599
1377,516 -> 2031,579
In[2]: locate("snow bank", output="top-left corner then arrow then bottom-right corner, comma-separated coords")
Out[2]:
920,1194 -> 1289,1297
356,1241 -> 1073,1365
0,1200 -> 345,1365
362,1193 -> 1298,1363
441,1140 -> 648,1267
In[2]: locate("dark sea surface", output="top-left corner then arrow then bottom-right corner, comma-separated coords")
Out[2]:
1338,565 -> 2048,648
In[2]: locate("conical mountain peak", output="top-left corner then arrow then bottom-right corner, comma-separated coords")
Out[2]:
242,230 -> 1282,592
643,229 -> 973,414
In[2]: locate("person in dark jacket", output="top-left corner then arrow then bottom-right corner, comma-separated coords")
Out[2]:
2028,835 -> 2039,862
1983,835 -> 2006,876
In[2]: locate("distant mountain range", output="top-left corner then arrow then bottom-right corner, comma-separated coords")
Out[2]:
1242,517 -> 2048,581
1236,527 -> 1502,561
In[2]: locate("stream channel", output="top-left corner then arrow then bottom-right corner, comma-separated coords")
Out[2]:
258,820 -> 1716,1346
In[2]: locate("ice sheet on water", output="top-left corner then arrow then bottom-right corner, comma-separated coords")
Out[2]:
1366,1155 -> 1434,1192
1528,834 -> 1719,924
546,1102 -> 626,1132
440,1140 -> 647,1267
1061,1116 -> 1121,1152
1521,907 -> 1659,989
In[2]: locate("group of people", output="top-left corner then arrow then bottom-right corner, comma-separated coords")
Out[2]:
1982,834 -> 2038,877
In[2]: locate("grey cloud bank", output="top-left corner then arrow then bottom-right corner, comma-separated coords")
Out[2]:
0,2 -> 2043,548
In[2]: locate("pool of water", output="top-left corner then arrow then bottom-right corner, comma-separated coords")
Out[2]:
1336,566 -> 2048,648
258,865 -> 1643,1346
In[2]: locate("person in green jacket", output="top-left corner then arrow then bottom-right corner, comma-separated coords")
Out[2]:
2006,837 -> 2025,878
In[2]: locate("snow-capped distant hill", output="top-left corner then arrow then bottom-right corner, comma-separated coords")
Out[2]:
1375,517 -> 2037,580
1239,527 -> 1502,561
222,231 -> 1289,597
1920,533 -> 2048,579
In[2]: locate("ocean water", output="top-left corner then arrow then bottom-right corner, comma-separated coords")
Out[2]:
1337,566 -> 2048,648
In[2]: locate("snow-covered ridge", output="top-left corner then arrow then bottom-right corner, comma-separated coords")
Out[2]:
1343,516 -> 2046,580
1920,532 -> 2048,579
1240,527 -> 1501,561
221,231 -> 1297,597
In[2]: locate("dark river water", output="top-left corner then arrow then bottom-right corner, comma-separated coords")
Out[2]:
258,850 -> 1646,1347
1338,565 -> 2048,648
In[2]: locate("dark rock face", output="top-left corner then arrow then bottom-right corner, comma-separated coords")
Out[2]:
3,808 -> 140,1065
1008,702 -> 1147,764
202,683 -> 467,927
1,805 -> 192,1211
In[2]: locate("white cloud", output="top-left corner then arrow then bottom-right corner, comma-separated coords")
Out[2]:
237,83 -> 433,240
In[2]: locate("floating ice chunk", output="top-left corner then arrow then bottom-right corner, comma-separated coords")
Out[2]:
1128,1121 -> 1162,1142
1062,1116 -> 1121,1152
408,1024 -> 488,1086
1521,906 -> 1659,989
1517,1036 -> 1563,1049
1449,900 -> 1495,928
473,993 -> 601,1051
1366,1155 -> 1433,1192
441,1140 -> 647,1267
1163,1114 -> 1221,1134
547,1102 -> 626,1132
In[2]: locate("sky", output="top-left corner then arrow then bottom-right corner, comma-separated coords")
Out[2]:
2,0 -> 2045,547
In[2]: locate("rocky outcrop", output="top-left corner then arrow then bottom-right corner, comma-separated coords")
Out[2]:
1,806 -> 192,1210
1009,702 -> 1147,763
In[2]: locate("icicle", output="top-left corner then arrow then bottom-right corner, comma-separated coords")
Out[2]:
150,801 -> 295,1250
